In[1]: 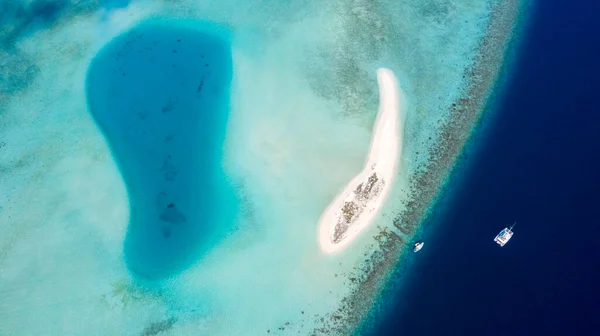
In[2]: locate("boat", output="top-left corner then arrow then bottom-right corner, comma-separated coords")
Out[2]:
494,222 -> 515,247
413,241 -> 424,252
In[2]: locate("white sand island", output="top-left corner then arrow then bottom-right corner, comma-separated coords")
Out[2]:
318,68 -> 407,254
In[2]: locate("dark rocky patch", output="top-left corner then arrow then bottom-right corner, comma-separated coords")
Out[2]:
140,317 -> 176,336
0,50 -> 40,96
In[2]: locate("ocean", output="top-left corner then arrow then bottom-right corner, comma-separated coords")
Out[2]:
0,1 -> 555,335
371,0 -> 600,335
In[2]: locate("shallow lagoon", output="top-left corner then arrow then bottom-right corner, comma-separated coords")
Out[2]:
87,19 -> 236,279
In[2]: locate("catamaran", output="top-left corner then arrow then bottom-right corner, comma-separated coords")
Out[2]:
413,241 -> 424,252
494,222 -> 515,247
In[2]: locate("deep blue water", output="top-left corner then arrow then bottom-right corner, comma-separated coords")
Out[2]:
86,19 -> 237,280
374,0 -> 600,335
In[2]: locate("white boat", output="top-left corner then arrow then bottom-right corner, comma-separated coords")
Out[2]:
413,241 -> 424,252
494,222 -> 515,247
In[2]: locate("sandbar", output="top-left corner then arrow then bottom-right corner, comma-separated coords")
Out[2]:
318,68 -> 407,254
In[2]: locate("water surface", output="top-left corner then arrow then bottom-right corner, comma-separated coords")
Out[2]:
86,19 -> 236,279
373,1 -> 600,334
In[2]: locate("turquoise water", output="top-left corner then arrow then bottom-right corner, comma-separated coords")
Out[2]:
87,19 -> 237,279
0,1 -> 516,334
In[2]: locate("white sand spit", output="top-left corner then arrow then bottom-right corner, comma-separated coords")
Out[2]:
317,68 -> 407,254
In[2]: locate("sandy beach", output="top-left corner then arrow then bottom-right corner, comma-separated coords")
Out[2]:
318,68 -> 407,254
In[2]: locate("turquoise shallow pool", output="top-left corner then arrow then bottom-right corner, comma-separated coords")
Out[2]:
0,1 -> 518,334
87,19 -> 237,279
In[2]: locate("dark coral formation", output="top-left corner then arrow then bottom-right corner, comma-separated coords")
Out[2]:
0,1 -> 133,104
140,317 -> 177,336
0,50 -> 39,98
0,0 -> 96,47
